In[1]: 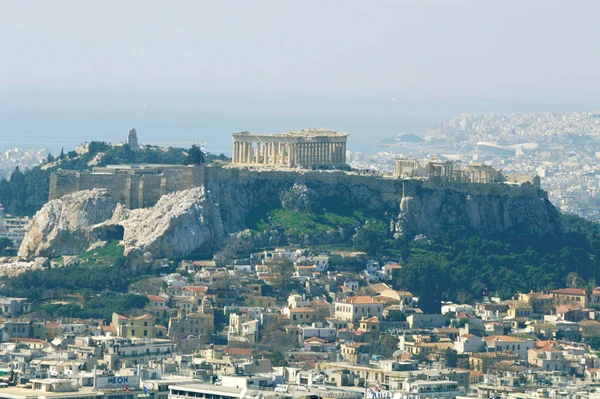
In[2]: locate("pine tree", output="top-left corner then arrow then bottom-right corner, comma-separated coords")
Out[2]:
184,145 -> 206,165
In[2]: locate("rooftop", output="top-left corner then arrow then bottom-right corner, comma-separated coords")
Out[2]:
337,296 -> 380,305
549,288 -> 586,296
234,128 -> 348,139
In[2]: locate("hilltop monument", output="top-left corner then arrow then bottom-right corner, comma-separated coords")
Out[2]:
127,128 -> 140,150
232,128 -> 348,168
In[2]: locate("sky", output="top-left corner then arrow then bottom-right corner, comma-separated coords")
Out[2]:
1,0 -> 599,99
1,1 -> 599,154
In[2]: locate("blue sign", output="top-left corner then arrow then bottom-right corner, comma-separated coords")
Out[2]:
108,376 -> 129,385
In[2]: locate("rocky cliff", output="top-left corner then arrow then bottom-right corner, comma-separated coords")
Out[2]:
121,187 -> 224,258
18,189 -> 119,259
18,172 -> 561,260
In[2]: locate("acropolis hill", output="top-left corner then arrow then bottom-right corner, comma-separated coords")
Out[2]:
21,129 -> 561,260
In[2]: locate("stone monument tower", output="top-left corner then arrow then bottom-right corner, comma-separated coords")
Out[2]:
127,128 -> 140,150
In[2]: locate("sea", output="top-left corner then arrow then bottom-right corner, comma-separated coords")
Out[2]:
1,91 -> 593,156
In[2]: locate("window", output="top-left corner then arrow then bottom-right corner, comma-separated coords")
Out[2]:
144,330 -> 148,337
131,330 -> 136,336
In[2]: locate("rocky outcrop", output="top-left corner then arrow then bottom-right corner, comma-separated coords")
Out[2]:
121,187 -> 224,259
19,172 -> 562,261
18,189 -> 119,259
395,183 -> 561,238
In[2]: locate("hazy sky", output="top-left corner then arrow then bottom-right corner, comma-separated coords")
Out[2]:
2,1 -> 599,100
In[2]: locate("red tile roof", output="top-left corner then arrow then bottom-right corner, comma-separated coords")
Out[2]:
224,347 -> 254,356
550,288 -> 586,296
338,296 -> 381,304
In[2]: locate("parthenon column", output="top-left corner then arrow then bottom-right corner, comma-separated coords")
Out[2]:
320,143 -> 325,164
317,143 -> 321,164
265,143 -> 270,164
278,143 -> 283,165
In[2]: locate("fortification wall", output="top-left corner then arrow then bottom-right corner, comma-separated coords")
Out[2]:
49,165 -> 544,209
49,166 -> 205,208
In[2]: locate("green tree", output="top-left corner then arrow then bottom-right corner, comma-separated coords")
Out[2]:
184,145 -> 206,165
353,219 -> 388,255
418,262 -> 443,314
0,238 -> 15,256
443,348 -> 458,368
589,336 -> 600,350
372,335 -> 399,358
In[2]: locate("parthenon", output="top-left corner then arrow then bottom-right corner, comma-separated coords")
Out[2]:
232,128 -> 348,168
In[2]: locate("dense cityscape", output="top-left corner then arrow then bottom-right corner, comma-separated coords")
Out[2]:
3,1 -> 600,399
348,111 -> 600,221
0,126 -> 595,399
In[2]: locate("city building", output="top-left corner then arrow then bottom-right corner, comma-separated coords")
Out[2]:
334,296 -> 383,322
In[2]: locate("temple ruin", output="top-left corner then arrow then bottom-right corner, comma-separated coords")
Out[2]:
231,128 -> 348,168
393,157 -> 540,187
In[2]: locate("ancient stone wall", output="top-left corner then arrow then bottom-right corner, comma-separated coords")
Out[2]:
49,165 -> 544,210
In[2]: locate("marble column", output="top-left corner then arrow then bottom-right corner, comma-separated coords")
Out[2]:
320,143 -> 324,164
278,143 -> 283,165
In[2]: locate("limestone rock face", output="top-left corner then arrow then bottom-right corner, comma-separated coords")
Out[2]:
19,175 -> 561,261
396,184 -> 561,238
121,187 -> 224,259
18,189 -> 118,259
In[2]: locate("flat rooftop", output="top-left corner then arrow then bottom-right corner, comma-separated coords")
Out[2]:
0,386 -> 101,399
